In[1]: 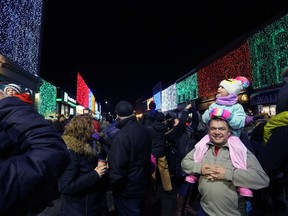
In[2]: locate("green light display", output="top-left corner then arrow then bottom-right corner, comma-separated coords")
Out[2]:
248,13 -> 288,89
38,79 -> 57,117
176,73 -> 198,104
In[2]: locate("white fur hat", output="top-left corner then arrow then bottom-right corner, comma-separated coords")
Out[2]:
4,83 -> 21,94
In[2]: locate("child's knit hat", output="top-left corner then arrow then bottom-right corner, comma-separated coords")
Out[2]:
4,83 -> 21,94
219,76 -> 250,95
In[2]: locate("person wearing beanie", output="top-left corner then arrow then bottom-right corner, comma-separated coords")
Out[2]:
202,76 -> 250,137
145,111 -> 173,195
169,103 -> 200,216
187,76 -> 255,213
0,89 -> 70,215
4,83 -> 21,96
108,100 -> 152,216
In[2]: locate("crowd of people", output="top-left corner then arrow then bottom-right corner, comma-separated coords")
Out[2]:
1,69 -> 288,216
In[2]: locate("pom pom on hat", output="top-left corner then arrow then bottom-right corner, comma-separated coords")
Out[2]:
235,76 -> 250,89
4,83 -> 21,94
115,100 -> 134,117
219,76 -> 250,95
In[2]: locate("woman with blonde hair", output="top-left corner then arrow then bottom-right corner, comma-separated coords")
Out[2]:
58,114 -> 108,216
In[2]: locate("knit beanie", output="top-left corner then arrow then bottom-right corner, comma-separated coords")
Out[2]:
115,101 -> 133,117
219,76 -> 250,95
4,83 -> 21,94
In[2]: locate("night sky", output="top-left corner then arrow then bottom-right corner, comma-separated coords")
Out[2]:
39,1 -> 288,108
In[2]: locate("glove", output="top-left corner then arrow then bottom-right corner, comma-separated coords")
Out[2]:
253,113 -> 266,121
92,133 -> 100,140
209,108 -> 232,121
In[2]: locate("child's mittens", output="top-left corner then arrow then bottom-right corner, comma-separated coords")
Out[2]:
209,108 -> 232,121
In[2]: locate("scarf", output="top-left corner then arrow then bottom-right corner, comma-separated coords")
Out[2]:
216,93 -> 238,106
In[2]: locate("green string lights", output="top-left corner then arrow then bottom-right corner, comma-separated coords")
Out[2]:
38,79 -> 57,117
248,13 -> 288,89
176,73 -> 198,104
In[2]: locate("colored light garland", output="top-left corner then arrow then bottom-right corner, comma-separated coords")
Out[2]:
198,42 -> 251,98
76,72 -> 89,108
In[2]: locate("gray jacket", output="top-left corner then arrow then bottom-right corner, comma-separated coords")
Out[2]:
181,142 -> 269,216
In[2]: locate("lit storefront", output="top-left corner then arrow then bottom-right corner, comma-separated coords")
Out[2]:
250,88 -> 280,116
56,90 -> 77,118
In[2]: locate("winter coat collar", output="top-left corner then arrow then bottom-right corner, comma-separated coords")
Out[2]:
62,135 -> 96,157
116,115 -> 137,129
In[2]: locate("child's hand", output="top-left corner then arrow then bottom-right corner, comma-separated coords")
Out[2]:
209,108 -> 232,120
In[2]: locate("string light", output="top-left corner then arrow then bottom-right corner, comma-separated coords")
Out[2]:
176,73 -> 198,103
162,83 -> 177,112
76,72 -> 89,108
248,13 -> 288,89
198,42 -> 252,98
153,91 -> 161,110
0,0 -> 42,75
38,79 -> 57,117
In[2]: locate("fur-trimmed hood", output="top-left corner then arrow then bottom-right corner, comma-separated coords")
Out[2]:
62,135 -> 96,157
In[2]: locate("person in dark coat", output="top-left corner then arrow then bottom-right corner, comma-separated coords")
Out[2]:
276,67 -> 288,114
257,111 -> 288,215
139,100 -> 159,127
168,103 -> 200,216
108,100 -> 152,216
146,112 -> 173,193
58,114 -> 108,216
0,90 -> 70,216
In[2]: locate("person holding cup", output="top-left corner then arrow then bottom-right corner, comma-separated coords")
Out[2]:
58,114 -> 109,216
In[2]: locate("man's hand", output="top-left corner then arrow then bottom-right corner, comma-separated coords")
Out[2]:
201,164 -> 226,181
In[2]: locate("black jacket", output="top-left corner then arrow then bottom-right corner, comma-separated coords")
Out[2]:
146,121 -> 168,158
168,109 -> 199,177
59,136 -> 108,216
109,116 -> 152,199
139,109 -> 158,127
0,96 -> 70,215
258,125 -> 288,182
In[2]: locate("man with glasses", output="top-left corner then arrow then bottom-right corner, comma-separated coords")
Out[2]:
181,115 -> 269,216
